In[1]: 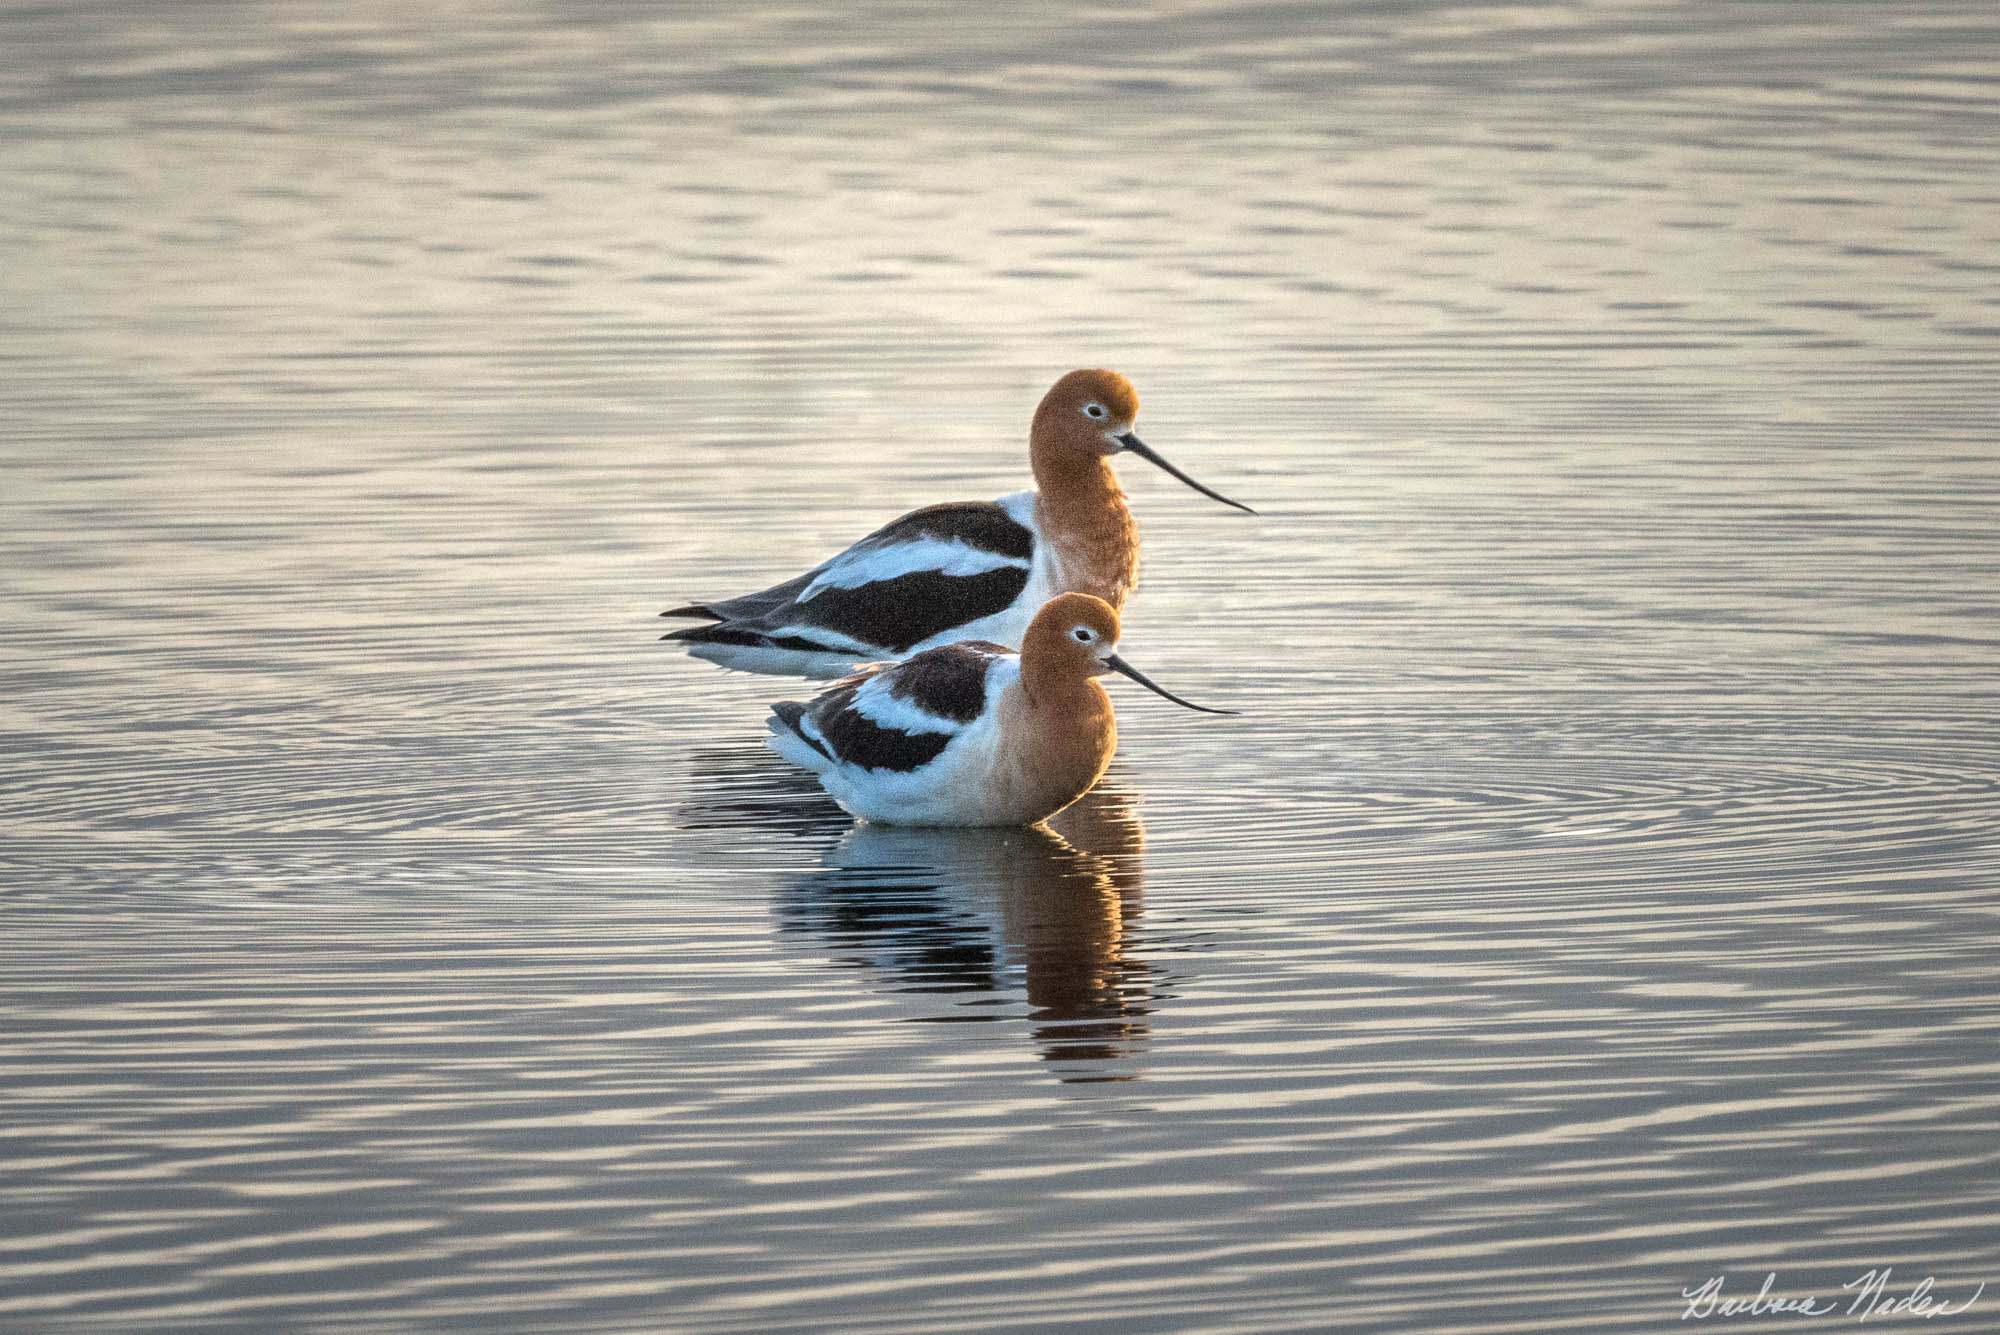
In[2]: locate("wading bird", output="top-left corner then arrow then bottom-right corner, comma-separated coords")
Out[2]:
661,369 -> 1253,677
765,593 -> 1233,826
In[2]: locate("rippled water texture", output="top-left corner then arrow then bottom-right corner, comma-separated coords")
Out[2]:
5,2 -> 2000,1330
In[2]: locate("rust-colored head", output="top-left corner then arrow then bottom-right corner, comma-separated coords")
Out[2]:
1024,592 -> 1125,674
1027,368 -> 1258,515
1021,594 -> 1238,715
1031,369 -> 1141,460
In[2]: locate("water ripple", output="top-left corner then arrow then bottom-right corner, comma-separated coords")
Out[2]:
5,0 -> 2000,1330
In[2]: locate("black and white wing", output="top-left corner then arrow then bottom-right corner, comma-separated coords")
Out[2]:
770,641 -> 1010,774
663,496 -> 1037,672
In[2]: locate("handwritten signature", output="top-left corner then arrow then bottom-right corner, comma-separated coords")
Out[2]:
1682,1270 -> 1984,1321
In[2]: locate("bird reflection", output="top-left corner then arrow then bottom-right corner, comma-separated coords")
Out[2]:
777,780 -> 1155,1081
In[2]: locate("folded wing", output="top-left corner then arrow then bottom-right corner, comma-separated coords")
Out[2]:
769,641 -> 1010,775
664,500 -> 1036,671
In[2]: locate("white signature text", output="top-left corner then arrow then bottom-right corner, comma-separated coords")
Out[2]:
1682,1270 -> 1984,1321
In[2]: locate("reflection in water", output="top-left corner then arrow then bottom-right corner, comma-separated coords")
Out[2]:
778,782 -> 1154,1080
7,0 -> 2000,1326
672,741 -> 855,838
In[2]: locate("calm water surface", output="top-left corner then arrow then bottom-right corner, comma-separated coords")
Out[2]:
4,2 -> 1999,1330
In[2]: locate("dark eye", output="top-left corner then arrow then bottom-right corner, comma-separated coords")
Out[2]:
1072,627 -> 1092,642
1083,403 -> 1107,420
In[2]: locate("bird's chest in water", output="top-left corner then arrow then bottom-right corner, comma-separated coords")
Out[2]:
991,686 -> 1116,823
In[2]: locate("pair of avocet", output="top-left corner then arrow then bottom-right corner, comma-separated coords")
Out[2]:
662,370 -> 1251,827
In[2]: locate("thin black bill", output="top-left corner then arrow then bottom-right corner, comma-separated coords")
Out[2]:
1117,433 -> 1257,515
1104,653 -> 1239,715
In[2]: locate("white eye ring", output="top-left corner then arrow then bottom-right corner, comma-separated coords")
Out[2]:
1072,626 -> 1094,642
1082,402 -> 1108,420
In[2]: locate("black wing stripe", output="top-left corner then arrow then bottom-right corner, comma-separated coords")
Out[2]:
806,679 -> 955,774
817,710 -> 954,773
795,567 -> 1028,653
701,570 -> 818,623
885,644 -> 1004,724
877,503 -> 1035,561
667,503 -> 1031,641
771,701 -> 833,760
660,623 -> 764,646
660,623 -> 858,656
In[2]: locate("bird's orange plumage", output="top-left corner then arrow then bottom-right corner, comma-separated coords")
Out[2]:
1029,370 -> 1145,608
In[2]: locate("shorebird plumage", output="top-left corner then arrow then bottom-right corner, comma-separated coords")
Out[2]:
661,370 -> 1253,678
765,593 -> 1233,827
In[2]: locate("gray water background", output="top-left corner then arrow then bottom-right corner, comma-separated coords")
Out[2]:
4,2 -> 1999,1330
